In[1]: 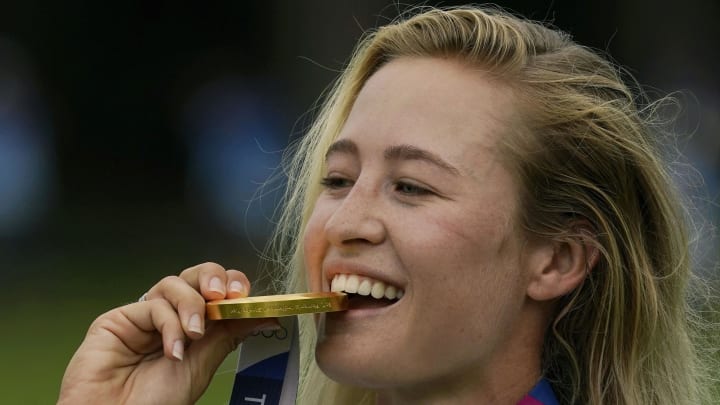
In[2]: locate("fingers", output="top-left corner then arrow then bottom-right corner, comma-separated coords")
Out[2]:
97,300 -> 188,361
147,276 -> 207,339
178,262 -> 251,300
91,300 -> 278,368
64,263 -> 266,405
144,262 -> 252,338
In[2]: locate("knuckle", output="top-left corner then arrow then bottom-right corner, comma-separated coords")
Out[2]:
178,265 -> 197,279
87,314 -> 110,335
159,275 -> 182,287
226,269 -> 247,278
87,306 -> 125,336
179,262 -> 226,279
153,297 -> 173,310
200,261 -> 225,272
154,276 -> 202,304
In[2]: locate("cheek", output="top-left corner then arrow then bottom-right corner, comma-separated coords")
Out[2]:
405,207 -> 522,304
420,206 -> 512,263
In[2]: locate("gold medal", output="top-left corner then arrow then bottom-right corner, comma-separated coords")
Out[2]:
206,292 -> 348,319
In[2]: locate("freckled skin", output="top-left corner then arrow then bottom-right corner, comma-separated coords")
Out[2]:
303,57 -> 550,404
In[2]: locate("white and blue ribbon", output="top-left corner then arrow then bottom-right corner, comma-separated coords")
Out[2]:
229,316 -> 299,405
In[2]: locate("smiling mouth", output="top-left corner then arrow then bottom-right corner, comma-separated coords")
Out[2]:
330,274 -> 404,309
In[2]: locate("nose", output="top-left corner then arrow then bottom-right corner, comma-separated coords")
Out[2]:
324,182 -> 386,248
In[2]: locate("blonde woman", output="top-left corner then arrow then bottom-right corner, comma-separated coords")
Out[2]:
59,6 -> 716,405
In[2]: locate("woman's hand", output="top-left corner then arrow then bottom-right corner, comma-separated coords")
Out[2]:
58,262 -> 279,405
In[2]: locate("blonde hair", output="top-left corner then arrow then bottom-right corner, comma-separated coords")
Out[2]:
265,6 -> 717,404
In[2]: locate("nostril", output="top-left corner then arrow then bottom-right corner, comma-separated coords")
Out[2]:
339,219 -> 386,246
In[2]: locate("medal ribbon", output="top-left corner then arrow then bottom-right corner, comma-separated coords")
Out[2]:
228,316 -> 299,405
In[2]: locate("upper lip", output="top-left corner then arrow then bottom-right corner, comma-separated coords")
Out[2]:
323,260 -> 405,292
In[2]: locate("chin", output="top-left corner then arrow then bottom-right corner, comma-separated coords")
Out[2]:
316,358 -> 386,389
315,336 -> 422,389
314,336 -> 398,389
312,305 -> 418,389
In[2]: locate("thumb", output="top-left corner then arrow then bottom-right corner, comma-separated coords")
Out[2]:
185,318 -> 281,399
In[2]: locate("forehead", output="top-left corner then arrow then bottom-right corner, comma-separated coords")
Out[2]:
336,57 -> 518,173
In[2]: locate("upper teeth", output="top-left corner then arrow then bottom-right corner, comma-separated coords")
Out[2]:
331,274 -> 404,300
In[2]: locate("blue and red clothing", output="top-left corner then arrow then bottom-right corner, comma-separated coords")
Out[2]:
517,378 -> 559,405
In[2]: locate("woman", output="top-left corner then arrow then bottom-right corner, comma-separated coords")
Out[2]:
59,6 -> 716,405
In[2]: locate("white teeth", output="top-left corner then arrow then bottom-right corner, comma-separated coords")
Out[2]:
371,281 -> 385,299
357,279 -> 372,296
329,274 -> 404,301
384,285 -> 397,300
331,274 -> 347,292
345,275 -> 359,293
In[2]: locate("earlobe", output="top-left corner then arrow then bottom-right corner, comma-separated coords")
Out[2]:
526,226 -> 599,301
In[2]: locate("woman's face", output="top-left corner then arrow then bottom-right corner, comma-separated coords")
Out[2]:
303,57 -> 543,398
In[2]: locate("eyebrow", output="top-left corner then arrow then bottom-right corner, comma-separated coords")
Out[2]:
325,139 -> 358,160
385,144 -> 460,175
325,139 -> 460,175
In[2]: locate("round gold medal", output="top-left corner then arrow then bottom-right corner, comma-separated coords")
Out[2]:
206,292 -> 348,319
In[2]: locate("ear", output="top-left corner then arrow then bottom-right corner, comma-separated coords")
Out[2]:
525,223 -> 599,301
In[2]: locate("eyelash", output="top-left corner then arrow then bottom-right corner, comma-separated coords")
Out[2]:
320,176 -> 433,196
394,181 -> 432,196
320,176 -> 353,189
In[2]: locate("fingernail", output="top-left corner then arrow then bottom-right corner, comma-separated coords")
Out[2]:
172,340 -> 184,361
209,277 -> 225,294
188,313 -> 203,334
229,281 -> 246,295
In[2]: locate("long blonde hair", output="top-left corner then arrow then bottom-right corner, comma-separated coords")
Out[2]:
265,6 -> 717,404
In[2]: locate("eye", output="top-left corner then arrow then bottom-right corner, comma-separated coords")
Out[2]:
320,176 -> 354,190
394,181 -> 432,196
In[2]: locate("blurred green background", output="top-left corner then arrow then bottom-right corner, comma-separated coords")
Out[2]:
0,1 -> 718,403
